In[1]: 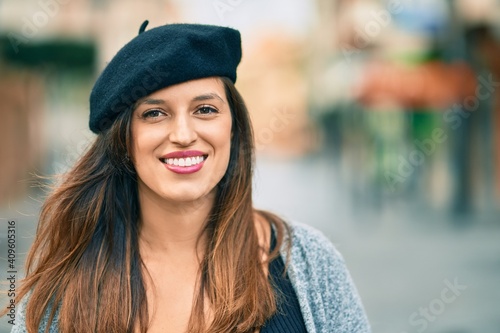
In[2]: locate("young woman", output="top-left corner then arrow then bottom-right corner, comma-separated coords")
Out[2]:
5,22 -> 370,333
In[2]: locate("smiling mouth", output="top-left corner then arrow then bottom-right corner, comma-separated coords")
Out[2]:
160,155 -> 207,167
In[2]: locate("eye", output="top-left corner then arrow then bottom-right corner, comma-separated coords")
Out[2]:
195,106 -> 219,115
142,109 -> 166,119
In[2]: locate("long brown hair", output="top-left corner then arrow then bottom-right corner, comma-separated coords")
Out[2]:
3,77 -> 289,332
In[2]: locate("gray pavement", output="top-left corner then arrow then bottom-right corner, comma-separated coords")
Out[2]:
253,155 -> 500,333
1,155 -> 499,333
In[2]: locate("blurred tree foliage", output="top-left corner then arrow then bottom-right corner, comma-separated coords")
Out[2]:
0,36 -> 96,73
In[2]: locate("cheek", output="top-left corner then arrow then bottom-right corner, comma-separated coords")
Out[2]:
215,123 -> 233,177
199,119 -> 232,173
130,125 -> 163,167
216,120 -> 233,158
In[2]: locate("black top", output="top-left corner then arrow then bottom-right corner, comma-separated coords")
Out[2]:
260,228 -> 308,333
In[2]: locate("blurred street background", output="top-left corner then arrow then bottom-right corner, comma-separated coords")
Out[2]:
1,0 -> 500,332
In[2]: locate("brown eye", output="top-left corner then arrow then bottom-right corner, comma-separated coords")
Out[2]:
196,106 -> 219,115
142,109 -> 165,118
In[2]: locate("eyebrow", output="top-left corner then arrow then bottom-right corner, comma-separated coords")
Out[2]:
140,98 -> 165,105
192,93 -> 224,103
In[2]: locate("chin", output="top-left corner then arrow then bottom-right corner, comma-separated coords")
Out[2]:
159,187 -> 215,204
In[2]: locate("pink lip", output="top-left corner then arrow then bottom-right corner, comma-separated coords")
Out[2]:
162,150 -> 206,159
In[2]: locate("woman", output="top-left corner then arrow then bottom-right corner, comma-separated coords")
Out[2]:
5,22 -> 370,333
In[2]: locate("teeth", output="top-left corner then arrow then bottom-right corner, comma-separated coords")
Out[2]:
162,156 -> 205,167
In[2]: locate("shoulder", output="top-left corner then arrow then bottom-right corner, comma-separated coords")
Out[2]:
284,220 -> 344,266
283,220 -> 348,289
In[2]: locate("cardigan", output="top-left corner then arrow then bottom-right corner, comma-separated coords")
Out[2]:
11,221 -> 371,333
279,221 -> 371,332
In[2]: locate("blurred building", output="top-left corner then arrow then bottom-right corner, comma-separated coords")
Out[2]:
309,0 -> 500,215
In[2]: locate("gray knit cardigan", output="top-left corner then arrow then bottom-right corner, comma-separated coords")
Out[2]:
11,221 -> 371,333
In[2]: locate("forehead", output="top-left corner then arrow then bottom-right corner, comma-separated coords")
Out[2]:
139,77 -> 226,102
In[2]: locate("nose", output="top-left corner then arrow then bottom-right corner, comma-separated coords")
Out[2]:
168,113 -> 197,146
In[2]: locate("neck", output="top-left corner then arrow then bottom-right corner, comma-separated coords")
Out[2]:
137,186 -> 215,258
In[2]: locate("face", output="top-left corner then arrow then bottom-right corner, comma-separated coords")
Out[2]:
130,77 -> 232,204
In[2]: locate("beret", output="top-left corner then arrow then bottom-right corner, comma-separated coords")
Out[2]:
89,21 -> 242,133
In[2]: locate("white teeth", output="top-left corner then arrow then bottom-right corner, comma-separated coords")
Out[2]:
162,156 -> 205,167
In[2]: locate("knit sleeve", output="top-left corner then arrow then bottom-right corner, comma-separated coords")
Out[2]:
10,294 -> 59,333
10,296 -> 28,333
283,221 -> 371,333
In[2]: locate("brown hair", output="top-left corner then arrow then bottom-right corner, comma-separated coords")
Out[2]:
3,77 -> 290,332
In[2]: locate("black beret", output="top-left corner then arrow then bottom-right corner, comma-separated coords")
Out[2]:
89,21 -> 242,133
